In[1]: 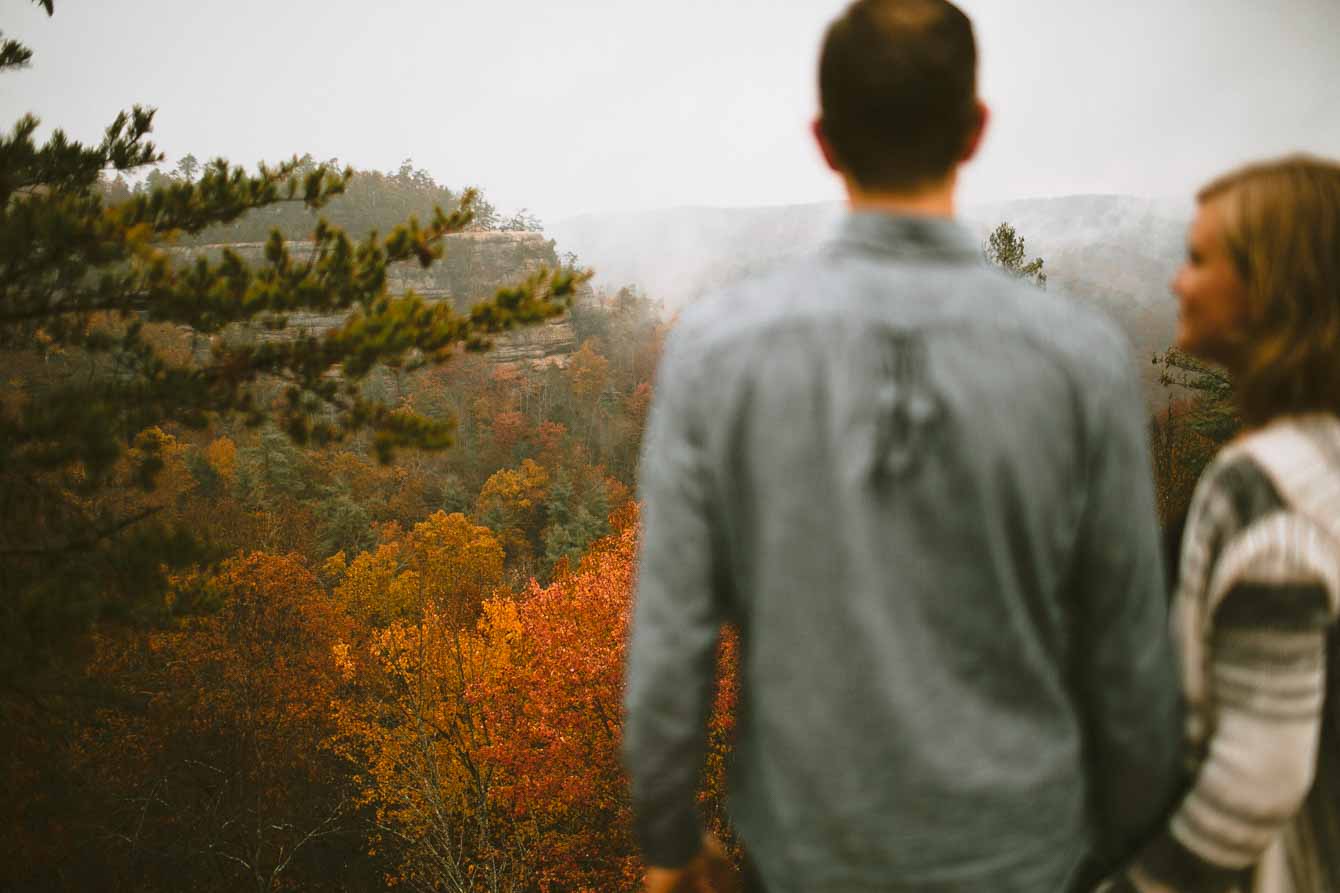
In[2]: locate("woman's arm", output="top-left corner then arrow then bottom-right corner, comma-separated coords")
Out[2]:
1128,576 -> 1333,892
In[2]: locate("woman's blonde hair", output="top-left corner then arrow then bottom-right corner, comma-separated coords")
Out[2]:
1198,154 -> 1340,426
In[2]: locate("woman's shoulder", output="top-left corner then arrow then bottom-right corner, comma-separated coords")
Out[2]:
1187,416 -> 1340,619
1219,413 -> 1340,536
1188,448 -> 1287,543
1180,418 -> 1340,598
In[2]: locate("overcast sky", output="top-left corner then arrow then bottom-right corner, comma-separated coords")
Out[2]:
4,0 -> 1338,223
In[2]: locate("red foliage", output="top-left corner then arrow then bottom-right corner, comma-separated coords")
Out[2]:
473,513 -> 738,889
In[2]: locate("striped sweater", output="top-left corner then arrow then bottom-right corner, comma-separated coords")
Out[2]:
1134,414 -> 1340,893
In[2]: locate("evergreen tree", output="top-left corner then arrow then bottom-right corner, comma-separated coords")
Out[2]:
984,221 -> 1047,288
1154,348 -> 1239,444
0,0 -> 587,667
542,470 -> 610,574
174,152 -> 199,183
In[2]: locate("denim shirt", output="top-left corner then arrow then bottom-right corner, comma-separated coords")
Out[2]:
623,212 -> 1182,892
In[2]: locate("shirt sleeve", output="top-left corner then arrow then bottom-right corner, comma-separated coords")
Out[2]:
1071,354 -> 1185,866
622,327 -> 725,868
1134,511 -> 1340,890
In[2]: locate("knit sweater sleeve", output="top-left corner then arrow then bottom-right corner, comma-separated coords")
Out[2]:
1132,506 -> 1340,891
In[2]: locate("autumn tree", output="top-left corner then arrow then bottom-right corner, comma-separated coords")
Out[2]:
330,510 -> 504,628
476,512 -> 737,889
330,594 -> 528,890
0,1 -> 586,667
73,553 -> 360,892
984,221 -> 1047,288
330,512 -> 738,891
474,459 -> 550,570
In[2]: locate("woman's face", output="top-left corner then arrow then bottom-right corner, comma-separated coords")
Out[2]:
1172,199 -> 1252,370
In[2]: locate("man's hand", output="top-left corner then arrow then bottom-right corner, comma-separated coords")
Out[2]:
643,834 -> 739,893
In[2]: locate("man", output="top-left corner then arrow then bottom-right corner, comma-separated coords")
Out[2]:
623,2 -> 1183,891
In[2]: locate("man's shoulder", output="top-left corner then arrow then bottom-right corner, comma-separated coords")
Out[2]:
675,253 -> 1135,389
993,273 -> 1137,388
673,255 -> 830,337
658,256 -> 829,377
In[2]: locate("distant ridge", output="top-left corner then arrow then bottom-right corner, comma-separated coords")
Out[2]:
550,194 -> 1190,405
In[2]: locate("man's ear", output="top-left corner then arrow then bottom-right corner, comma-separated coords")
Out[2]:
960,100 -> 989,163
812,117 -> 842,173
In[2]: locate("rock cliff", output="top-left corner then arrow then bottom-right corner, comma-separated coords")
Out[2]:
187,230 -> 584,366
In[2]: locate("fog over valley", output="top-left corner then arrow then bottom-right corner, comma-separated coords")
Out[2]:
551,194 -> 1187,400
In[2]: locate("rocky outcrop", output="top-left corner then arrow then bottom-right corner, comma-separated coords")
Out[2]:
187,231 -> 585,365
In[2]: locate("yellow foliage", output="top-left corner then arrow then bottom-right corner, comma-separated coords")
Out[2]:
476,458 -> 549,519
328,600 -> 529,890
204,435 -> 237,484
334,511 -> 504,627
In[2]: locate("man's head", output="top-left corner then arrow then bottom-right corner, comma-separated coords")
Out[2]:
816,0 -> 985,198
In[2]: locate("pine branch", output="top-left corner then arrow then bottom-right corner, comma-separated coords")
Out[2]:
0,505 -> 162,556
0,37 -> 34,72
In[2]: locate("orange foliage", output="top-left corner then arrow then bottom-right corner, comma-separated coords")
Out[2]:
490,409 -> 530,455
330,514 -> 739,890
474,523 -> 641,888
625,380 -> 653,428
204,435 -> 238,485
535,420 -> 568,457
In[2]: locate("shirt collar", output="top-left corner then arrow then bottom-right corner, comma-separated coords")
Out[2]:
832,211 -> 982,265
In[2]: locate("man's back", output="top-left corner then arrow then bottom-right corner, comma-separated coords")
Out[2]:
624,213 -> 1182,892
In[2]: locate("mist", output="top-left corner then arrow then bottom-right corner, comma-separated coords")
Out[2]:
3,0 -> 1337,223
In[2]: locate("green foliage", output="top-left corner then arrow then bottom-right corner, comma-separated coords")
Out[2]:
315,489 -> 376,558
237,427 -> 317,503
1155,348 -> 1239,443
1147,349 -> 1240,524
0,17 -> 587,664
984,221 -> 1047,288
174,152 -> 199,182
439,474 -> 472,515
542,470 -> 610,573
501,207 -> 545,232
185,448 -> 224,497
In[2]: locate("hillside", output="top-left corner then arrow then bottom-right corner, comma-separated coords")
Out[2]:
551,195 -> 1191,404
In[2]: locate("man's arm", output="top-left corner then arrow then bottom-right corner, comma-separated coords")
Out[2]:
1073,355 -> 1184,867
623,328 -> 725,871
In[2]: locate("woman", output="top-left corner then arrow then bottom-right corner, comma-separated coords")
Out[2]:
1117,156 -> 1340,892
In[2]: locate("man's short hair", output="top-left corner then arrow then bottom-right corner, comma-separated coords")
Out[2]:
819,0 -> 978,193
